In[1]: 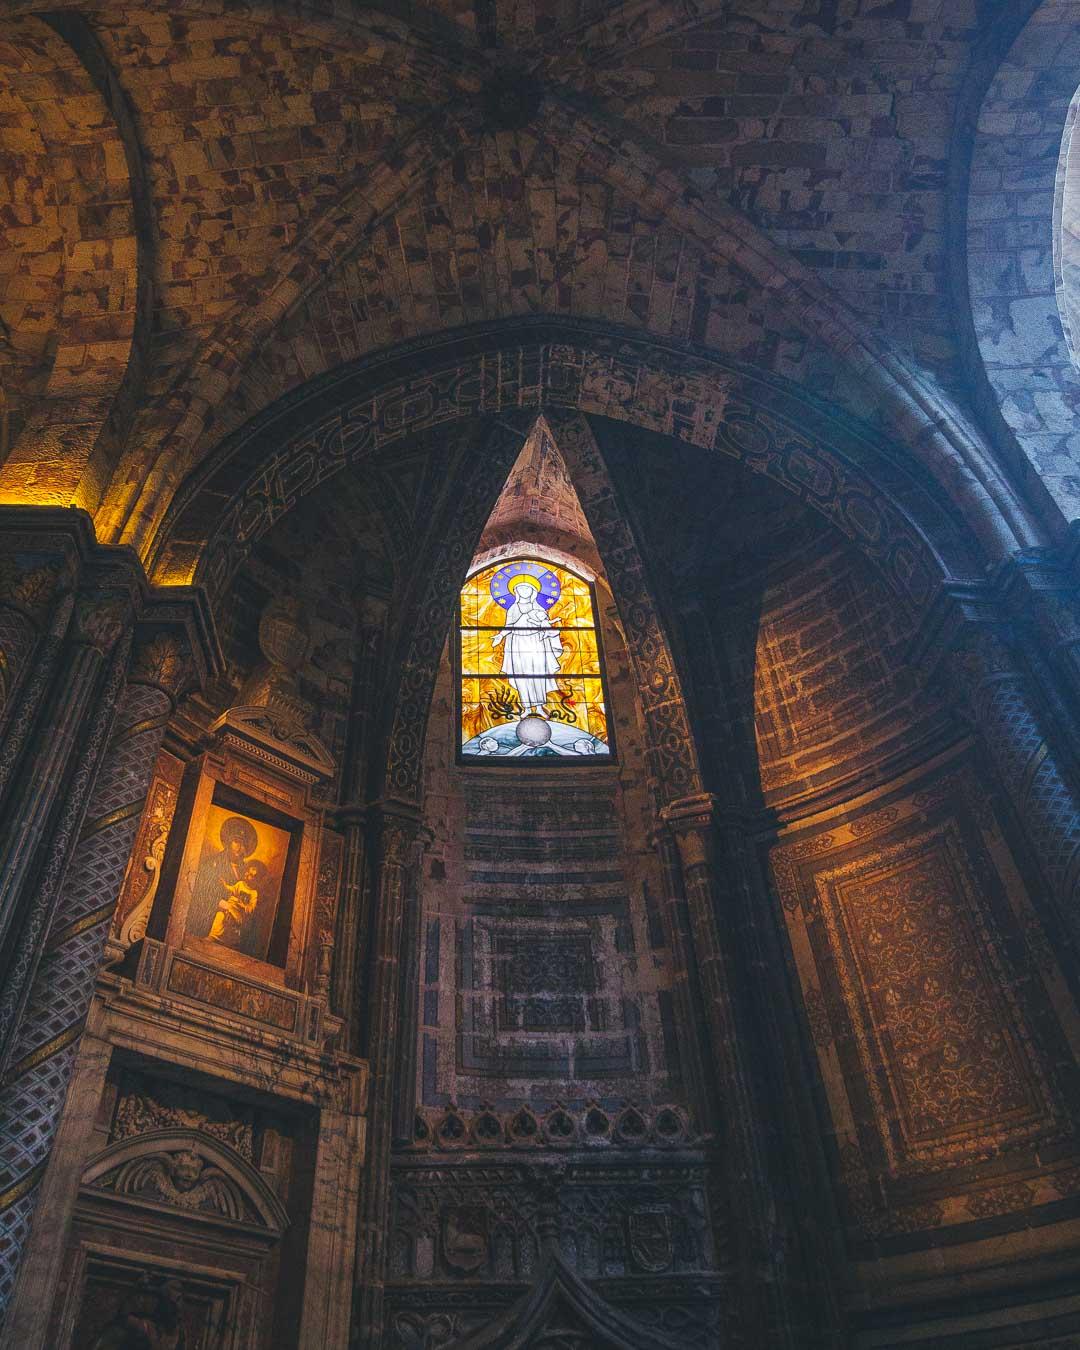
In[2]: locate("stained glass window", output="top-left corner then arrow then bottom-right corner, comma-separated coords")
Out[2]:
459,557 -> 613,760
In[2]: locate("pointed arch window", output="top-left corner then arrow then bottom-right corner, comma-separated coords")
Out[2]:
459,556 -> 613,761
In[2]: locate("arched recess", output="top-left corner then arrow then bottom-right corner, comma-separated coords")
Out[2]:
964,0 -> 1080,525
377,406 -> 705,807
0,13 -> 151,509
148,319 -> 987,804
449,1250 -> 686,1350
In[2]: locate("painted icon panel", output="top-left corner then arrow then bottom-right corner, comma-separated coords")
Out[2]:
460,558 -> 612,760
185,803 -> 291,963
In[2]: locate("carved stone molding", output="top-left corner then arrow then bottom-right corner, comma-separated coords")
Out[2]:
209,704 -> 335,784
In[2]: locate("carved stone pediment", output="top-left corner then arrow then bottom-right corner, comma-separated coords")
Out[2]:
210,704 -> 335,783
81,1128 -> 288,1236
450,1250 -> 686,1349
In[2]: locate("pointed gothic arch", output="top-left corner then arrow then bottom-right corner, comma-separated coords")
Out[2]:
376,406 -> 704,807
146,320 -> 988,809
449,1250 -> 687,1349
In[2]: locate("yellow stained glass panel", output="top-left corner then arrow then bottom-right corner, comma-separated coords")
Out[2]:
460,557 -> 612,760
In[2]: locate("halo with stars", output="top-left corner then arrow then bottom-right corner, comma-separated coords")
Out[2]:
489,560 -> 561,611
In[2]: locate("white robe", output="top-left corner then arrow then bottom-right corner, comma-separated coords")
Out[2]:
492,596 -> 563,711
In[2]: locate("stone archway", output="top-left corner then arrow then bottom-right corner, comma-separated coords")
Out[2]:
150,318 -> 983,607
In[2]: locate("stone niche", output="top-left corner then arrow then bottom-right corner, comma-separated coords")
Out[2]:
13,598 -> 366,1350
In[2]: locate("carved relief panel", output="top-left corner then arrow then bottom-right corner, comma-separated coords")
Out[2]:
48,1065 -> 309,1350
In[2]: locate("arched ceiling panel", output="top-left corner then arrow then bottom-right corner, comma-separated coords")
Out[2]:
580,0 -> 992,391
205,128 -> 874,456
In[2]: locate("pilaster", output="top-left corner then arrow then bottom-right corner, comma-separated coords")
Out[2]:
351,800 -> 426,1348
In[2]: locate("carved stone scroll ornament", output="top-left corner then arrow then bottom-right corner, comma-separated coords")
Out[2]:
111,1080 -> 254,1161
82,1129 -> 288,1236
117,782 -> 177,949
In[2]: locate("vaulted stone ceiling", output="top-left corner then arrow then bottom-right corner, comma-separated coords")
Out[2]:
0,0 -> 1060,559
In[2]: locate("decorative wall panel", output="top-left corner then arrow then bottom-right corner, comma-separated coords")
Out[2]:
772,759 -> 1080,1245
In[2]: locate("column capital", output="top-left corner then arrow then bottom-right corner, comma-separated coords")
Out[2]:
658,794 -> 725,871
330,804 -> 371,831
658,792 -> 724,833
372,799 -> 428,863
906,579 -> 1018,680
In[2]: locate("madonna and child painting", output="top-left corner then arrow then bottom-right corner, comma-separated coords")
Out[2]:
185,804 -> 290,963
459,558 -> 612,760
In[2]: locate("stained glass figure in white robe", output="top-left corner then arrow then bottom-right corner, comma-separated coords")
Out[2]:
491,576 -> 563,714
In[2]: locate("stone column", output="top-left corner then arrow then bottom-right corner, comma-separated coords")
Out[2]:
391,825 -> 430,1148
333,594 -> 388,1052
0,623 -> 132,1061
949,623 -> 1080,926
298,1075 -> 368,1350
0,1004 -> 113,1350
660,794 -> 797,1350
0,613 -> 208,1322
351,805 -> 423,1348
0,590 -> 42,732
0,509 -> 99,804
0,592 -> 74,805
650,824 -> 717,1130
997,549 -> 1080,784
336,808 -> 372,1053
